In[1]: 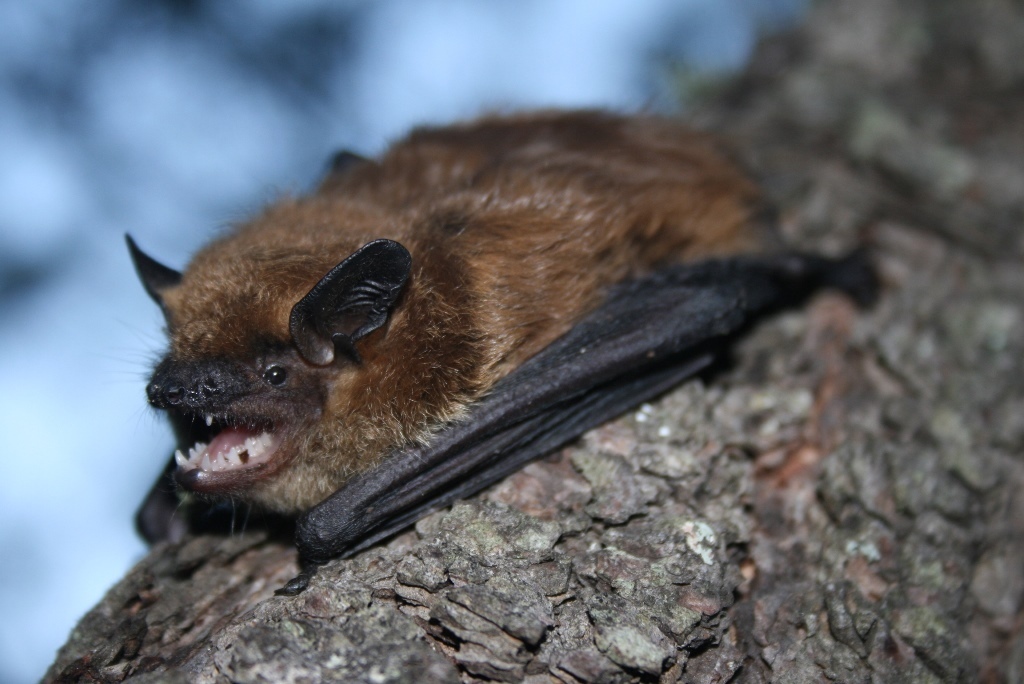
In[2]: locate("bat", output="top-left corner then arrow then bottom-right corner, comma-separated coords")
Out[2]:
128,110 -> 876,594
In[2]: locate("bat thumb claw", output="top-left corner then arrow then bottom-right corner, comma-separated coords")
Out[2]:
276,563 -> 323,596
826,248 -> 879,308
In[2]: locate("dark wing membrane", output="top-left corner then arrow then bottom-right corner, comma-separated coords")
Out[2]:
291,251 -> 876,569
136,459 -> 188,544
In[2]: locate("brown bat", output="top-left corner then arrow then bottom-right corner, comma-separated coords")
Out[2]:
129,110 -> 874,593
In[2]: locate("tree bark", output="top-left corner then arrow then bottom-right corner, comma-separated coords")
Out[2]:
47,0 -> 1024,681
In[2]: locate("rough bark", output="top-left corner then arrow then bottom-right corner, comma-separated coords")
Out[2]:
47,0 -> 1024,682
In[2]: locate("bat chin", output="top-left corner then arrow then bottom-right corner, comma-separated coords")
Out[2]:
171,414 -> 286,493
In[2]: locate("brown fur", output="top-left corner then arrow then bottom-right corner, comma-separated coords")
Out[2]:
157,110 -> 774,512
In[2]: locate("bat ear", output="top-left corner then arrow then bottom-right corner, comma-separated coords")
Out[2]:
126,234 -> 182,315
327,150 -> 369,176
290,239 -> 412,365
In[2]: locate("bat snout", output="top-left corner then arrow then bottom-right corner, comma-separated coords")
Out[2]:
147,357 -> 250,411
146,379 -> 184,408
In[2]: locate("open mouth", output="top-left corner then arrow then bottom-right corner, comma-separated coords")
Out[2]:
174,413 -> 283,477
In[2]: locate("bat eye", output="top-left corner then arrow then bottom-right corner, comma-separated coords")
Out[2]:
264,365 -> 288,386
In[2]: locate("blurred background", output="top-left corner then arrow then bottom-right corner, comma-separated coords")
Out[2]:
0,0 -> 805,680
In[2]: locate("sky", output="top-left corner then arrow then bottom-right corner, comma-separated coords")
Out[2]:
0,0 -> 804,680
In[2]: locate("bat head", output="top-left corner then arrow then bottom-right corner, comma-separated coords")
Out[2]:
128,235 -> 416,511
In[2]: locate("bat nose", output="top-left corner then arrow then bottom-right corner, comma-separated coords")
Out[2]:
147,357 -> 248,411
147,379 -> 184,407
198,378 -> 222,399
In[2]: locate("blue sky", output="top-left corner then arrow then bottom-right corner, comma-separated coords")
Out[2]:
0,1 -> 803,680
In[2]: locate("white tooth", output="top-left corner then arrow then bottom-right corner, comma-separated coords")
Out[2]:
227,447 -> 242,466
175,450 -> 187,468
201,453 -> 212,471
205,414 -> 214,427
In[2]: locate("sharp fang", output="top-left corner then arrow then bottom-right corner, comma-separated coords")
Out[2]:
205,414 -> 214,427
175,449 -> 188,468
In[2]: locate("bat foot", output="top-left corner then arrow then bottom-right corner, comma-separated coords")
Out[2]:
276,562 -> 323,596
